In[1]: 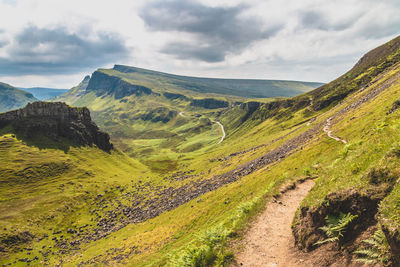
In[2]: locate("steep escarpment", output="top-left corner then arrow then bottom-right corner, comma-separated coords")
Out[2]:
0,102 -> 113,151
86,71 -> 153,99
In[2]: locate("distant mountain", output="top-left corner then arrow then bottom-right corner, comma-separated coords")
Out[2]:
20,87 -> 68,100
100,64 -> 324,98
0,82 -> 38,113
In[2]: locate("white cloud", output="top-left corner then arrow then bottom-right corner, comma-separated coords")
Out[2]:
0,0 -> 399,87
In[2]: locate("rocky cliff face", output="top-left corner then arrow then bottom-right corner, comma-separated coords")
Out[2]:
86,71 -> 153,99
0,102 -> 113,152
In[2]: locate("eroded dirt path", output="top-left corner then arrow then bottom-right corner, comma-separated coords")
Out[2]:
234,179 -> 315,267
323,117 -> 347,144
215,121 -> 226,144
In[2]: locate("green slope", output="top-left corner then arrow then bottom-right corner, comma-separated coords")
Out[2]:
0,83 -> 38,112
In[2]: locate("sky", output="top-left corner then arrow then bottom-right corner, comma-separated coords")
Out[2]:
0,0 -> 399,89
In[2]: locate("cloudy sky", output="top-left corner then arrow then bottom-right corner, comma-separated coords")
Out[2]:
0,0 -> 399,88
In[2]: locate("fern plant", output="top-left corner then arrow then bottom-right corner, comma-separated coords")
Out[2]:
354,228 -> 390,264
315,212 -> 358,245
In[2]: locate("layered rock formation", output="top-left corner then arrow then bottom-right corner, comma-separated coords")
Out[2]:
0,101 -> 113,151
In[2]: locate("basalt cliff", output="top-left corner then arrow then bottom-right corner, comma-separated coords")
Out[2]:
0,101 -> 113,151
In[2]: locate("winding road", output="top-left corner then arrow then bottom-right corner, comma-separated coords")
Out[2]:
215,121 -> 226,144
178,111 -> 226,144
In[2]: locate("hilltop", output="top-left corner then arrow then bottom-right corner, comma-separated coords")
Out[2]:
0,82 -> 37,112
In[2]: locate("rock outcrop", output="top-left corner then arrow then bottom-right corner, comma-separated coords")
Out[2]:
0,101 -> 113,152
86,71 -> 152,99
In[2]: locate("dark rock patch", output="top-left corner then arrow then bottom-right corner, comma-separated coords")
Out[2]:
0,231 -> 34,247
387,97 -> 400,115
190,98 -> 229,109
163,92 -> 188,100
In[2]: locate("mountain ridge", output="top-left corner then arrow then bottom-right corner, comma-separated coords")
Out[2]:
107,64 -> 324,98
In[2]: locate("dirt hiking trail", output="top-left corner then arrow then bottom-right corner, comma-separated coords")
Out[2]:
215,121 -> 226,144
234,179 -> 315,267
323,117 -> 347,144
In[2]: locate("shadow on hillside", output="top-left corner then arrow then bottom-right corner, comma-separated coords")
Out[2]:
16,132 -> 81,153
1,127 -> 80,153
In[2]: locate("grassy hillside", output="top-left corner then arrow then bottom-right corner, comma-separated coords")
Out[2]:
2,36 -> 400,266
0,133 -> 151,265
20,87 -> 68,100
0,83 -> 37,112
